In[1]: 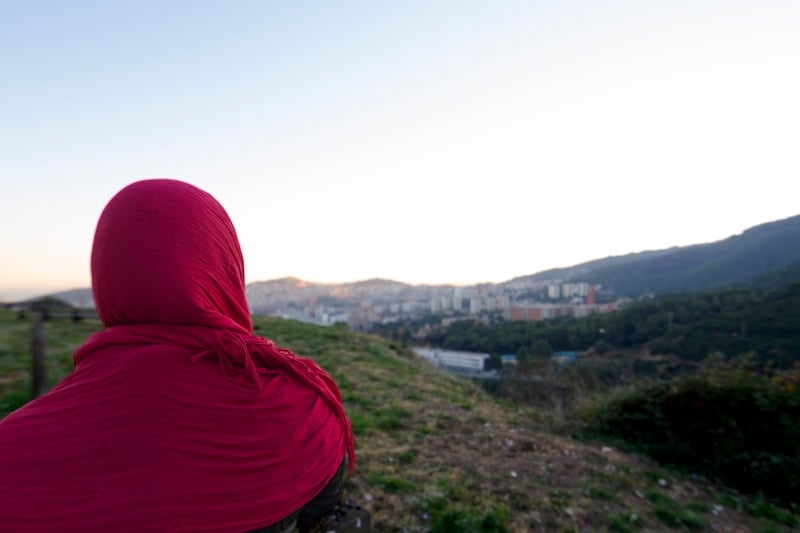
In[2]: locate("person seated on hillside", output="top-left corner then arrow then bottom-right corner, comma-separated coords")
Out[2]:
0,179 -> 355,532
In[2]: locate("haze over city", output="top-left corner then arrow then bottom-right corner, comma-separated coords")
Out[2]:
2,1 -> 799,301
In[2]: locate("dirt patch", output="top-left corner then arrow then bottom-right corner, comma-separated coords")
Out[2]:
345,383 -> 793,532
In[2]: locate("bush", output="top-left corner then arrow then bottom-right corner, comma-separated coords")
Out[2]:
578,370 -> 800,506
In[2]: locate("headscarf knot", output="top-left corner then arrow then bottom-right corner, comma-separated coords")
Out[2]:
191,331 -> 265,390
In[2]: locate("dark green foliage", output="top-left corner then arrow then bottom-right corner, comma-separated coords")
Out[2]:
652,506 -> 706,530
377,282 -> 800,374
582,483 -> 616,501
346,411 -> 373,436
0,390 -> 30,415
372,406 -> 413,431
424,478 -> 510,533
746,494 -> 800,527
571,216 -> 800,297
580,372 -> 800,506
609,513 -> 643,532
396,449 -> 418,464
593,338 -> 612,354
508,215 -> 800,297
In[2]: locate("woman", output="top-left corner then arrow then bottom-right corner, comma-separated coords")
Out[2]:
0,179 -> 355,532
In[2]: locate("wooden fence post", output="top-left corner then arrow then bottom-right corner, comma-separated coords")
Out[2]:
31,318 -> 48,399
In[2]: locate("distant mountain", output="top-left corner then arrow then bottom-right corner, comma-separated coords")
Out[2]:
39,288 -> 95,309
510,214 -> 800,297
32,214 -> 800,307
244,277 -> 420,313
515,248 -> 676,284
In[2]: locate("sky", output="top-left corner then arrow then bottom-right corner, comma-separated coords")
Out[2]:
1,0 -> 799,300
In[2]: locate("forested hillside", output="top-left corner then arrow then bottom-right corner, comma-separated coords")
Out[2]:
511,214 -> 800,297
384,281 -> 800,371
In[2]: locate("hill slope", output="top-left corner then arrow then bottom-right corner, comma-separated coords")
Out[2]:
512,214 -> 800,296
1,311 -> 797,531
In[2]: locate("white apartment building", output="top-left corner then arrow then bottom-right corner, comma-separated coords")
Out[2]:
412,348 -> 489,375
547,284 -> 561,299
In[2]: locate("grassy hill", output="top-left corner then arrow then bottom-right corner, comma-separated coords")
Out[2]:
1,309 -> 798,531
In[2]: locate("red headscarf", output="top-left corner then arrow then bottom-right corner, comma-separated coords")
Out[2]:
0,179 -> 355,532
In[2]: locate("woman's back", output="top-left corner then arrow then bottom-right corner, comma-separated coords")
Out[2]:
0,180 -> 353,532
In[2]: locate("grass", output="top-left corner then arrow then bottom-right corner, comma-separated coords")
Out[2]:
746,495 -> 800,528
2,309 -> 799,531
652,506 -> 706,530
367,473 -> 416,494
0,309 -> 102,414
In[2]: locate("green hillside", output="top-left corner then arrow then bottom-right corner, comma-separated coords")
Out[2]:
1,309 -> 798,531
597,215 -> 800,295
409,282 -> 800,373
511,214 -> 800,297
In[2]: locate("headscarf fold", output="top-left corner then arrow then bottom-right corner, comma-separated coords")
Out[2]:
0,179 -> 354,532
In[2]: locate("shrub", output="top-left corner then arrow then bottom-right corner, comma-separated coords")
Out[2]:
579,370 -> 800,506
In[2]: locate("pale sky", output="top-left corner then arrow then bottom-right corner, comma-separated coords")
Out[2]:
2,1 -> 799,301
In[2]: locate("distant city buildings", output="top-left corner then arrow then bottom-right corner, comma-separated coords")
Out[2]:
505,301 -> 623,322
245,277 -> 624,329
